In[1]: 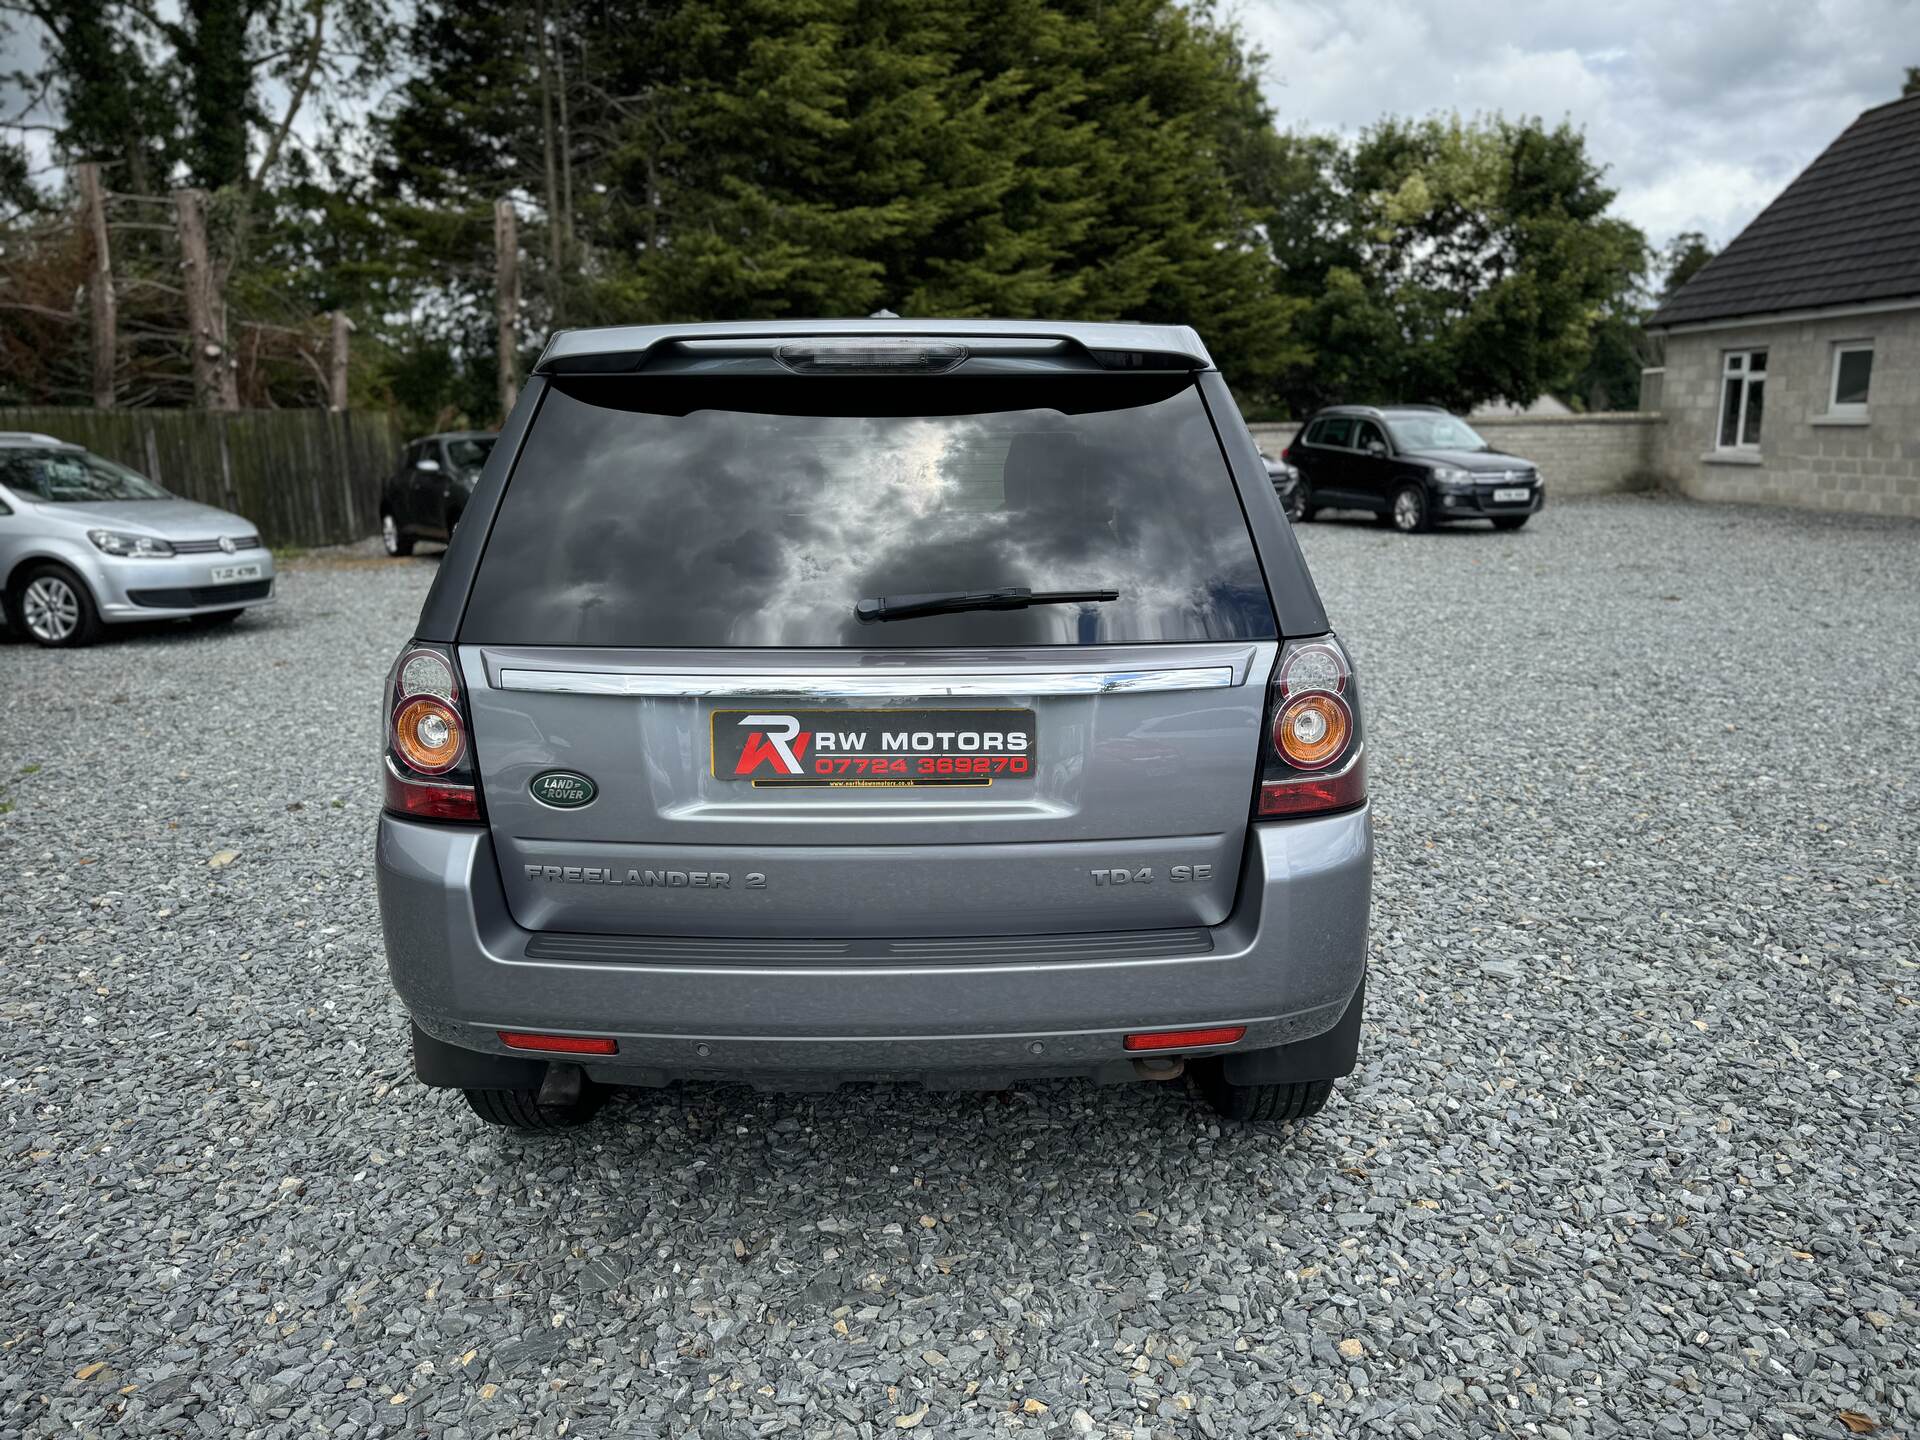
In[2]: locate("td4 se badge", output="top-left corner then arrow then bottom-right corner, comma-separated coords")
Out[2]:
1091,864 -> 1214,885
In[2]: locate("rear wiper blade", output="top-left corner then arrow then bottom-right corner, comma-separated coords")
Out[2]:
855,586 -> 1120,623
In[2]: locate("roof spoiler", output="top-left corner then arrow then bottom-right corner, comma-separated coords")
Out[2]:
534,323 -> 1211,377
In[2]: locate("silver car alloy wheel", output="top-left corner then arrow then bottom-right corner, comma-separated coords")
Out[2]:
382,512 -> 401,555
23,575 -> 80,642
1393,489 -> 1422,531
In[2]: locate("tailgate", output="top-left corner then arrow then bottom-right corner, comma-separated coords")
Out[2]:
464,642 -> 1273,938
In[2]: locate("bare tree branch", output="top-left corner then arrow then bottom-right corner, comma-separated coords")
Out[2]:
249,0 -> 326,193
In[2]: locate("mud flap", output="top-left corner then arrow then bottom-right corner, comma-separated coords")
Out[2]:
1219,974 -> 1365,1086
411,1022 -> 546,1090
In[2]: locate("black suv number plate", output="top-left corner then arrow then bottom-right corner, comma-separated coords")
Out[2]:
712,708 -> 1036,788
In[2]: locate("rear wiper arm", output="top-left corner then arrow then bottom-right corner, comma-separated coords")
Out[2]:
855,586 -> 1120,623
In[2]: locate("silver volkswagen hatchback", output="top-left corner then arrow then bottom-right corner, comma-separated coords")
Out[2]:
377,321 -> 1372,1130
0,433 -> 274,647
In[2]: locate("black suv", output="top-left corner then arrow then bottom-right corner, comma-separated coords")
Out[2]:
1283,405 -> 1544,533
380,431 -> 497,556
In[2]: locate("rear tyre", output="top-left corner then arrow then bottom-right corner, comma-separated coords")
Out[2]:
1491,516 -> 1530,531
189,609 -> 243,628
1197,1073 -> 1335,1125
382,511 -> 414,557
1389,484 -> 1431,534
462,1084 -> 606,1131
1287,482 -> 1313,523
13,563 -> 102,647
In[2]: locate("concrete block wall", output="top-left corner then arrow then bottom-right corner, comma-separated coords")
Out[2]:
1247,414 -> 1661,496
1650,307 -> 1920,519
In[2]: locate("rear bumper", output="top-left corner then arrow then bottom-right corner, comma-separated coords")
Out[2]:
377,805 -> 1372,1086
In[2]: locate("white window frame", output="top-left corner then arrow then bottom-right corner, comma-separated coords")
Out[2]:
1717,349 -> 1767,451
1825,341 -> 1873,420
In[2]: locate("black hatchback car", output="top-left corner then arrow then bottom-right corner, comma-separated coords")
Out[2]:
380,431 -> 497,556
1283,405 -> 1544,533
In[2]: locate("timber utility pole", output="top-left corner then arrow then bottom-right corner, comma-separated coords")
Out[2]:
494,199 -> 520,419
328,310 -> 354,411
175,187 -> 239,410
76,162 -> 116,407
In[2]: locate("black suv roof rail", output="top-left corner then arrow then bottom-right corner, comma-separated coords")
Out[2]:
1314,402 -> 1451,417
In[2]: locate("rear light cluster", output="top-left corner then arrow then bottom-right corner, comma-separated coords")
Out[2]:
383,641 -> 485,823
1256,636 -> 1366,818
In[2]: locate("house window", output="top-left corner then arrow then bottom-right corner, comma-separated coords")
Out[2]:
1718,350 -> 1766,449
1827,342 -> 1873,418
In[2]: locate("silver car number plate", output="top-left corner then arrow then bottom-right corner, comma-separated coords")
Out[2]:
1492,487 -> 1530,503
210,563 -> 263,583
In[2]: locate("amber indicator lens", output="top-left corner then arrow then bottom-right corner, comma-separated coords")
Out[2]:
1273,692 -> 1351,770
394,695 -> 465,774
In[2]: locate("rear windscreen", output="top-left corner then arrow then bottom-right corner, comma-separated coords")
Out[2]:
459,374 -> 1275,648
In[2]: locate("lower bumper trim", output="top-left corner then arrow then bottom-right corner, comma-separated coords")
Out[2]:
522,925 -> 1213,967
126,579 -> 273,607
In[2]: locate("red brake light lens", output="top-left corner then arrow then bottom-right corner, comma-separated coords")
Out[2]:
1259,751 -> 1366,817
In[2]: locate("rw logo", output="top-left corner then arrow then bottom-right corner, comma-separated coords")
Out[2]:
734,714 -> 810,776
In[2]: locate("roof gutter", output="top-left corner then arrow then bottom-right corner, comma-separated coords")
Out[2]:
1646,293 -> 1920,335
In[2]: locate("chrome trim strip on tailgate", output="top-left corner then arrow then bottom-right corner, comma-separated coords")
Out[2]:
495,666 -> 1238,698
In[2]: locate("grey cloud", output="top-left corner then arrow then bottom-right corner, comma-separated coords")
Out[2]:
1240,0 -> 1916,245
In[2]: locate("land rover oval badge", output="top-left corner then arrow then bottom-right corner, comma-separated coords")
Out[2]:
529,770 -> 597,809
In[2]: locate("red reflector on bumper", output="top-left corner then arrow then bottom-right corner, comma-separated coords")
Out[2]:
1123,1025 -> 1246,1052
497,1031 -> 618,1055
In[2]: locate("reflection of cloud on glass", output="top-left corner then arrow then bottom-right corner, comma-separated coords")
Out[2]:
463,379 -> 1275,648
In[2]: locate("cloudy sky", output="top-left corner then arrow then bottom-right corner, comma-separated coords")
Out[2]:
1235,0 -> 1915,248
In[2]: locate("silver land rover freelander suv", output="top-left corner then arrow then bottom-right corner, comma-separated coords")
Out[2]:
376,320 -> 1373,1131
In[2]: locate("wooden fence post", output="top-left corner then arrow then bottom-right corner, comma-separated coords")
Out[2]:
495,198 -> 519,421
77,162 -> 116,408
175,187 -> 239,411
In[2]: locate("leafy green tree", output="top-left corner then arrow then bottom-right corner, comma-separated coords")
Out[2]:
1270,115 -> 1648,415
1659,230 -> 1715,296
375,0 -> 1307,418
3,3 -> 175,194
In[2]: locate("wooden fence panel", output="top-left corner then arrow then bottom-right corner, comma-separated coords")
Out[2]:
0,407 -> 407,549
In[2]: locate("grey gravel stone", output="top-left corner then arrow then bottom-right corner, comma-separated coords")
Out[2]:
1,497 -> 1916,1439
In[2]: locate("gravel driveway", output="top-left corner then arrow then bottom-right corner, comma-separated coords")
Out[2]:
2,496 -> 1915,1440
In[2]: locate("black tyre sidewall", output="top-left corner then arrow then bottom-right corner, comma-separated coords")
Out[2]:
1392,484 -> 1429,534
16,562 -> 102,648
463,1085 -> 605,1131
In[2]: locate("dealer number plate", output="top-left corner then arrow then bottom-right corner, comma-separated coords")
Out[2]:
1492,487 -> 1530,503
712,708 -> 1036,788
210,563 -> 263,582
